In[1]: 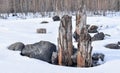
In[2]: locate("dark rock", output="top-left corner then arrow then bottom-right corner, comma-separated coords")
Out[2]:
21,41 -> 56,63
51,52 -> 58,64
92,53 -> 105,66
92,32 -> 105,41
86,24 -> 90,29
92,53 -> 105,61
73,31 -> 80,42
40,21 -> 49,24
52,16 -> 60,21
105,43 -> 120,49
88,25 -> 98,33
71,48 -> 77,66
72,47 -> 77,54
8,42 -> 25,51
12,13 -> 17,16
71,53 -> 77,65
118,41 -> 120,45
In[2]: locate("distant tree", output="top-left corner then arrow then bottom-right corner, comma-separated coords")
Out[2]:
13,0 -> 16,13
116,0 -> 120,11
0,0 -> 120,14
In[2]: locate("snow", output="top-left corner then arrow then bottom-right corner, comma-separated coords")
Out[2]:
0,14 -> 120,73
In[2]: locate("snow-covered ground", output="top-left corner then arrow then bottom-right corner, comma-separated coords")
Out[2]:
0,14 -> 120,73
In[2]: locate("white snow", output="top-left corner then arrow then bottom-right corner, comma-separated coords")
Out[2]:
0,14 -> 120,73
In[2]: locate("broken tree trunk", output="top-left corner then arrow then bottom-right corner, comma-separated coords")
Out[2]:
58,15 -> 73,66
74,12 -> 81,42
76,9 -> 92,67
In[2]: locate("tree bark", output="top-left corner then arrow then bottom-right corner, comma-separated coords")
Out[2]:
76,6 -> 92,67
58,15 -> 73,66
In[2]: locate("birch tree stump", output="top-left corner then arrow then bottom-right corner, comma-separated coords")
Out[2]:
76,12 -> 92,67
58,15 -> 73,66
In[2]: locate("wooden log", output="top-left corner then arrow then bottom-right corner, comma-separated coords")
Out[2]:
36,28 -> 46,34
58,15 -> 73,66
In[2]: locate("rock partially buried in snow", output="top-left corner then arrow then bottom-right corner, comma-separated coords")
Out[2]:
88,25 -> 98,33
40,21 -> 49,24
52,16 -> 60,21
21,41 -> 56,63
105,43 -> 120,49
51,52 -> 58,65
71,48 -> 77,66
118,41 -> 120,45
86,24 -> 90,29
92,32 -> 105,41
92,53 -> 105,66
73,31 -> 80,42
8,42 -> 25,51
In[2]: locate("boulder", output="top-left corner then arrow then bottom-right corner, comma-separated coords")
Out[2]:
92,53 -> 105,61
52,16 -> 60,21
8,42 -> 25,51
88,25 -> 98,33
71,52 -> 77,65
92,32 -> 105,41
86,24 -> 90,29
71,48 -> 77,66
73,31 -> 80,42
51,52 -> 58,65
92,53 -> 105,66
105,43 -> 120,49
118,41 -> 120,45
12,13 -> 17,16
21,41 -> 56,63
40,21 -> 49,24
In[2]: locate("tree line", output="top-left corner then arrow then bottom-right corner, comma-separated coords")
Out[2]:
0,0 -> 120,15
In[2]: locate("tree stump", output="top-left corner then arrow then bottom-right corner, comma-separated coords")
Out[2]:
76,12 -> 92,67
58,15 -> 73,66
